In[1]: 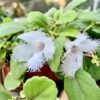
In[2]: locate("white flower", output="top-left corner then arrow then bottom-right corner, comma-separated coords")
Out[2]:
12,31 -> 55,72
61,34 -> 99,77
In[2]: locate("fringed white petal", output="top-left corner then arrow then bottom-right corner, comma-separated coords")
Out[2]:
72,34 -> 99,53
12,44 -> 34,61
26,52 -> 45,72
74,51 -> 83,67
18,31 -> 46,46
64,39 -> 72,51
61,51 -> 83,77
73,34 -> 88,46
63,34 -> 99,77
78,39 -> 99,53
42,38 -> 55,60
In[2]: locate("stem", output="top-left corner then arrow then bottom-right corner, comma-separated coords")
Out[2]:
93,0 -> 100,11
83,22 -> 94,33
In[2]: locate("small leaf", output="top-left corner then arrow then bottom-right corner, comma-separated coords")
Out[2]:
27,11 -> 48,28
0,38 -> 7,49
92,25 -> 100,33
83,57 -> 92,71
64,69 -> 100,100
83,56 -> 100,80
69,20 -> 89,30
46,17 -> 55,26
0,84 -> 12,100
0,49 -> 6,59
57,10 -> 77,24
49,36 -> 65,72
4,72 -> 23,90
88,64 -> 100,81
54,10 -> 62,20
45,7 -> 57,17
10,58 -> 26,79
58,26 -> 79,37
0,22 -> 25,37
65,0 -> 87,10
2,17 -> 12,23
22,76 -> 58,100
0,90 -> 12,100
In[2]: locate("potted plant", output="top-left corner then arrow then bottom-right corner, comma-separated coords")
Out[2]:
0,0 -> 100,100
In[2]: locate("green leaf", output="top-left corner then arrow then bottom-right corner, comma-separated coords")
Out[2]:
88,64 -> 100,81
46,17 -> 55,26
4,53 -> 26,90
0,49 -> 6,59
10,58 -> 26,79
97,49 -> 100,57
0,22 -> 25,37
57,10 -> 77,24
4,72 -> 23,90
49,36 -> 65,72
17,19 -> 29,27
83,57 -> 91,71
27,11 -> 48,28
45,7 -> 57,17
92,25 -> 100,33
65,0 -> 87,10
2,17 -> 13,23
58,26 -> 79,37
54,10 -> 62,20
0,39 -> 7,49
64,69 -> 100,100
78,11 -> 100,22
83,57 -> 100,80
22,76 -> 58,100
0,84 -> 12,100
69,20 -> 89,30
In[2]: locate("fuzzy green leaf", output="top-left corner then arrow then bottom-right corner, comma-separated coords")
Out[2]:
57,10 -> 77,24
22,76 -> 58,100
27,11 -> 48,28
58,26 -> 79,37
45,7 -> 57,17
54,10 -> 62,20
49,36 -> 65,72
0,22 -> 25,37
64,69 -> 100,100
